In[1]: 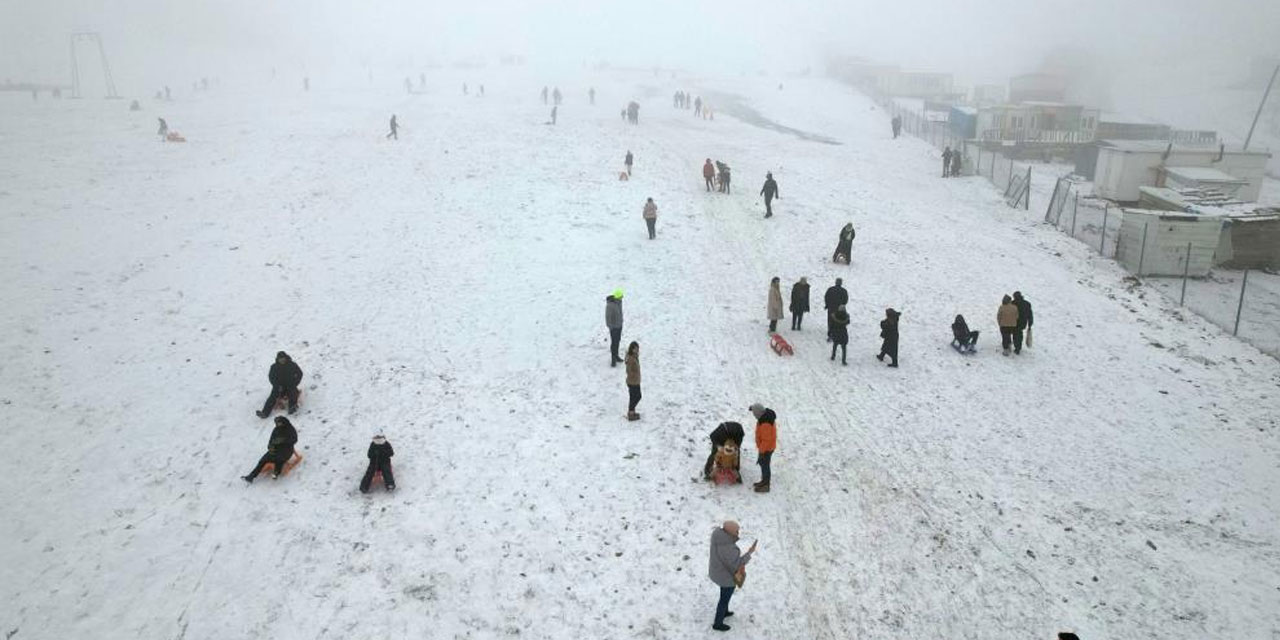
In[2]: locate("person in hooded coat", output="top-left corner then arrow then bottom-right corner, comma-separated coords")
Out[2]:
833,223 -> 855,264
789,277 -> 810,330
643,198 -> 658,239
829,304 -> 850,364
703,159 -> 716,191
257,351 -> 303,418
625,342 -> 642,420
242,416 -> 298,483
1012,291 -> 1033,354
766,277 -> 784,333
703,421 -> 746,481
876,308 -> 901,367
759,173 -> 779,218
359,434 -> 396,492
951,314 -> 979,353
708,521 -> 756,631
824,278 -> 849,342
605,291 -> 624,366
749,404 -> 777,492
997,295 -> 1019,355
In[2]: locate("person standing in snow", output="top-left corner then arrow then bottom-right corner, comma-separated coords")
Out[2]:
359,434 -> 396,492
256,351 -> 303,418
717,163 -> 732,194
643,198 -> 658,239
749,404 -> 776,492
625,342 -> 642,421
891,115 -> 902,139
242,416 -> 298,483
1012,291 -> 1033,354
876,308 -> 901,367
605,291 -> 624,367
833,223 -> 855,264
703,421 -> 746,481
766,277 -> 784,333
708,521 -> 756,631
703,159 -> 716,192
624,150 -> 634,176
789,277 -> 810,330
694,96 -> 703,117
550,105 -> 557,125
997,295 -> 1019,356
553,87 -> 562,106
760,172 -> 779,218
541,86 -> 548,104
824,278 -> 849,342
942,147 -> 953,178
589,87 -> 595,105
829,304 -> 850,364
387,114 -> 399,140
951,148 -> 964,176
157,117 -> 169,139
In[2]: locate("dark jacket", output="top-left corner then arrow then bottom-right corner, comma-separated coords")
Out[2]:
880,312 -> 900,345
625,152 -> 633,166
267,421 -> 298,456
709,421 -> 745,447
830,309 -> 850,344
824,285 -> 848,310
760,178 -> 778,199
367,439 -> 394,462
1013,295 -> 1033,329
268,352 -> 303,389
789,281 -> 810,314
952,316 -> 971,341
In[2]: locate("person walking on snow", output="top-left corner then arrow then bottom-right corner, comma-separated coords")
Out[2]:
824,278 -> 848,342
387,114 -> 399,140
694,96 -> 703,117
833,223 -> 855,263
552,87 -> 562,106
643,198 -> 658,239
765,277 -> 784,333
717,162 -> 732,194
942,147 -> 953,178
829,304 -> 850,364
624,150 -> 634,176
760,172 -> 779,218
951,148 -> 963,176
749,404 -> 777,492
605,291 -> 624,367
624,342 -> 642,421
256,351 -> 303,418
242,416 -> 298,483
703,159 -> 716,192
1012,291 -> 1033,354
891,115 -> 902,139
359,434 -> 396,492
789,277 -> 810,330
157,117 -> 169,139
550,105 -> 557,125
997,295 -> 1019,356
703,421 -> 746,481
708,521 -> 756,631
876,308 -> 901,367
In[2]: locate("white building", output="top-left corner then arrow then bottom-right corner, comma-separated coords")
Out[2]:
1093,140 -> 1272,203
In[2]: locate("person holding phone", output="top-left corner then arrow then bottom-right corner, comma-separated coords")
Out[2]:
708,521 -> 756,631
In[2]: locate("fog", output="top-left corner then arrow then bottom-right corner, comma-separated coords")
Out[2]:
2,0 -> 1278,101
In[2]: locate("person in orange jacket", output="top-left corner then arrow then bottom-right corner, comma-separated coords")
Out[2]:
749,403 -> 776,492
702,159 -> 715,192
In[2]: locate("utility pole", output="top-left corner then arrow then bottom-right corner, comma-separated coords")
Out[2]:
1244,64 -> 1278,151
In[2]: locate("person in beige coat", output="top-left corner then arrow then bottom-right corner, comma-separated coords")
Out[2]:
625,342 -> 642,420
766,277 -> 784,333
997,295 -> 1020,356
643,198 -> 658,239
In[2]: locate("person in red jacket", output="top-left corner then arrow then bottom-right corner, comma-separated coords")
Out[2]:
749,403 -> 776,492
702,159 -> 715,192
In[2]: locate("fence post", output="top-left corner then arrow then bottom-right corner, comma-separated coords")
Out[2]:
1179,242 -> 1191,306
1045,177 -> 1061,222
1099,204 -> 1109,254
1137,221 -> 1150,276
1025,166 -> 1031,210
1233,269 -> 1249,336
1070,193 -> 1079,236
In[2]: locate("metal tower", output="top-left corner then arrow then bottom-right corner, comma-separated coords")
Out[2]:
69,32 -> 120,99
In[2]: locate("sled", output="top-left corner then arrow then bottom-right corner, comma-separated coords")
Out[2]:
711,440 -> 741,485
769,333 -> 793,356
362,469 -> 394,492
274,389 -> 303,410
950,341 -> 976,355
260,451 -> 304,477
165,132 -> 186,142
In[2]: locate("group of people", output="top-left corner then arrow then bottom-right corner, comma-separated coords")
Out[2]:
673,90 -> 711,118
996,291 -> 1034,355
604,291 -> 645,421
699,405 -> 778,491
941,146 -> 964,177
702,159 -> 732,193
240,351 -> 396,493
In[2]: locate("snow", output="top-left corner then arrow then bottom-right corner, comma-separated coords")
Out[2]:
2,71 -> 1280,640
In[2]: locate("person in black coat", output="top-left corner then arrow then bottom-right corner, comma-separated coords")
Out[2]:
891,115 -> 901,139
823,278 -> 848,342
702,421 -> 746,481
242,416 -> 298,482
759,172 -> 779,218
257,351 -> 303,418
941,147 -> 952,178
1012,291 -> 1033,354
876,308 -> 901,367
789,277 -> 810,330
829,305 -> 850,365
833,223 -> 855,263
360,435 -> 396,492
951,314 -> 979,353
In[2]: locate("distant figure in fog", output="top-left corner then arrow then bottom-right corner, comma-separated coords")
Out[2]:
891,115 -> 902,139
157,117 -> 169,138
387,114 -> 399,140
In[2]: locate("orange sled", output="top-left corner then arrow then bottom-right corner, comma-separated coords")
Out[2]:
261,452 -> 304,477
770,333 -> 793,356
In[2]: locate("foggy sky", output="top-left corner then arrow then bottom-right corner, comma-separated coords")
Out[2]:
2,0 -> 1277,92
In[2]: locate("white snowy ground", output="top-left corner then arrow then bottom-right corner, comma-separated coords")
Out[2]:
2,71 -> 1280,640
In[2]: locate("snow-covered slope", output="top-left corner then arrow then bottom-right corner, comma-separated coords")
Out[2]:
1,72 -> 1278,640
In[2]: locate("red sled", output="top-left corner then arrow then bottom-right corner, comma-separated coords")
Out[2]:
770,334 -> 794,356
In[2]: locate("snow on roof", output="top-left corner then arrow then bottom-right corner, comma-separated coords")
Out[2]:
1164,166 -> 1247,184
1098,139 -> 1269,154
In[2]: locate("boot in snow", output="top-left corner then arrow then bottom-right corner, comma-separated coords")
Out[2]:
241,475 -> 253,484
754,483 -> 770,493
256,409 -> 270,419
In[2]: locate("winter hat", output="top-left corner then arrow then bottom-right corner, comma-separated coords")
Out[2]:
748,403 -> 766,419
372,435 -> 387,444
612,288 -> 624,299
276,351 -> 289,360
